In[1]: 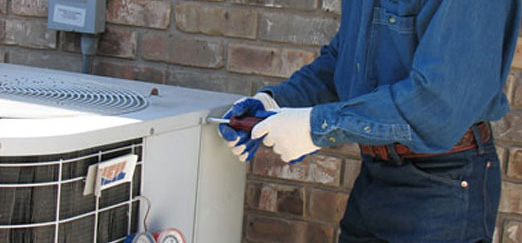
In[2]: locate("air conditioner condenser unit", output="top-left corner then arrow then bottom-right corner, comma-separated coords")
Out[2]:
0,63 -> 245,243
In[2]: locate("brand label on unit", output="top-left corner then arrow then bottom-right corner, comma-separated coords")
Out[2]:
53,5 -> 86,27
84,154 -> 138,196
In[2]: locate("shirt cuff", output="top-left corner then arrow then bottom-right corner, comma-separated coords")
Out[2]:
310,102 -> 412,147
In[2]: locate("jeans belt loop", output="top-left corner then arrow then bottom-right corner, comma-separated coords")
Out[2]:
387,144 -> 404,166
471,124 -> 485,155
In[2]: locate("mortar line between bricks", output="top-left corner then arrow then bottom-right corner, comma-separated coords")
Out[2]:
226,38 -> 322,53
339,157 -> 347,189
304,185 -> 310,219
497,213 -> 522,221
244,209 -> 341,226
169,16 -> 331,49
244,209 -> 308,222
178,0 -> 338,17
2,14 -> 47,21
316,150 -> 362,160
494,139 -> 522,148
7,47 -> 80,59
95,55 -> 169,69
166,63 -> 279,80
502,178 -> 522,185
247,176 -> 352,193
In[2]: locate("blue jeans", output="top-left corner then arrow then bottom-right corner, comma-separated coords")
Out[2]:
339,135 -> 501,243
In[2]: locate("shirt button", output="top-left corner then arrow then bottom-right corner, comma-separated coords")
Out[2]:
486,161 -> 491,168
363,125 -> 372,133
329,137 -> 336,143
389,16 -> 396,24
356,63 -> 360,73
460,181 -> 469,188
321,120 -> 328,130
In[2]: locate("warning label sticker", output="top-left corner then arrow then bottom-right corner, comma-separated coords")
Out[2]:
53,5 -> 86,27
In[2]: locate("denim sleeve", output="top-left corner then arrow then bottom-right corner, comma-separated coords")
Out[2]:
312,0 -> 521,153
260,33 -> 340,107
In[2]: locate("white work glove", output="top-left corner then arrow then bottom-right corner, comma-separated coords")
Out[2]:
252,107 -> 320,163
218,92 -> 279,162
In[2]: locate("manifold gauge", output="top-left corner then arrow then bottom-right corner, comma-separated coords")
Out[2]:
124,232 -> 155,243
154,228 -> 186,243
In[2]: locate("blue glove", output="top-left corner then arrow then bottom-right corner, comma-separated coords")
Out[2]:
218,93 -> 279,162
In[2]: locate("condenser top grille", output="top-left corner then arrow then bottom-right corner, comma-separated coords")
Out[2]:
0,72 -> 149,118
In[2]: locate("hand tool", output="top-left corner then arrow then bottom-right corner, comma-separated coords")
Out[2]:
206,117 -> 263,131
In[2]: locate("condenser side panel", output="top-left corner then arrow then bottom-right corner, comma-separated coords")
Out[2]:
193,123 -> 246,243
142,125 -> 202,243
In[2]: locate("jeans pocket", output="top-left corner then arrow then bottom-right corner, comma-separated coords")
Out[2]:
407,157 -> 470,187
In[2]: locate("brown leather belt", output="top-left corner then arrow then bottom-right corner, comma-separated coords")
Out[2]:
359,122 -> 491,161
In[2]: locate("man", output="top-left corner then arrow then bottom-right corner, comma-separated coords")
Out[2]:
219,0 -> 521,242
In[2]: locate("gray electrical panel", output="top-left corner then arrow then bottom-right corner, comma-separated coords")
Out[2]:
48,0 -> 106,34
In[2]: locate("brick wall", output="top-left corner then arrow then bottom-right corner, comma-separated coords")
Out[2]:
0,1 -> 521,243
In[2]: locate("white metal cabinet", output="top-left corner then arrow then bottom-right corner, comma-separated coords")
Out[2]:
0,64 -> 244,243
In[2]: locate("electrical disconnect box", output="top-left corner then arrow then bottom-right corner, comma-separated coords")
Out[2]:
48,0 -> 106,34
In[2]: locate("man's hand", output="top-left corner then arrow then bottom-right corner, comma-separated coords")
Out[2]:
218,93 -> 279,162
252,107 -> 320,163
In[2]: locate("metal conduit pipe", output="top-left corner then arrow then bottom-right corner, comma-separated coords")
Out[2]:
80,34 -> 99,74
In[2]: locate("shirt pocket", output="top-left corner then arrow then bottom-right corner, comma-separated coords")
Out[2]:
365,6 -> 418,90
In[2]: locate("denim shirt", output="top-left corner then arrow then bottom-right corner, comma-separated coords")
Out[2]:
260,0 -> 521,153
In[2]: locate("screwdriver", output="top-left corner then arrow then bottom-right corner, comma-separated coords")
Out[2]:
206,116 -> 263,131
